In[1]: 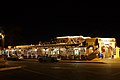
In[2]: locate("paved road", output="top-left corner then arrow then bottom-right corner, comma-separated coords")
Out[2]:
1,60 -> 120,80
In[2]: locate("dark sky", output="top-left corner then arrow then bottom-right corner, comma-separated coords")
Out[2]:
0,3 -> 120,47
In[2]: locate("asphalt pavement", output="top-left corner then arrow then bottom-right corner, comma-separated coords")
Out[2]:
1,58 -> 120,71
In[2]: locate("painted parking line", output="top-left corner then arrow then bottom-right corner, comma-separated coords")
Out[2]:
0,66 -> 22,71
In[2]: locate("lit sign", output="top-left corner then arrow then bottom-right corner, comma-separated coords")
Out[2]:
98,38 -> 115,42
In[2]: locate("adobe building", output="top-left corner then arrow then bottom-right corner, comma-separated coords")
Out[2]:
7,35 -> 120,60
85,37 -> 118,59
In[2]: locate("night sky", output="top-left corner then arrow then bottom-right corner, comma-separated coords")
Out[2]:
0,3 -> 120,47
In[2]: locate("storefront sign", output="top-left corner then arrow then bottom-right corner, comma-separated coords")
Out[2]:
98,38 -> 115,42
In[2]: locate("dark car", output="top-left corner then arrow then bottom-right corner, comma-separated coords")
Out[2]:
7,55 -> 24,61
38,55 -> 60,63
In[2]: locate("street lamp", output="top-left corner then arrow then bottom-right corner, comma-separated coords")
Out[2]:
0,33 -> 5,50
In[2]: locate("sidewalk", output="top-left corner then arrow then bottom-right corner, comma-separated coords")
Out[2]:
97,58 -> 120,63
0,60 -> 22,71
58,58 -> 106,64
0,65 -> 22,71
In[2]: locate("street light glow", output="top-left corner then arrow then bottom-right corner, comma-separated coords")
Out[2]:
0,32 -> 5,49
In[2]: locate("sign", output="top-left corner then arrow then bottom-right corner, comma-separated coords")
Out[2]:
98,38 -> 115,42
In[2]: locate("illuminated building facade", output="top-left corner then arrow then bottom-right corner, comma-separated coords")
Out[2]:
7,35 -> 120,60
85,38 -> 118,58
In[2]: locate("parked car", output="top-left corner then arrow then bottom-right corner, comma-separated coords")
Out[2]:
38,55 -> 60,63
7,55 -> 24,61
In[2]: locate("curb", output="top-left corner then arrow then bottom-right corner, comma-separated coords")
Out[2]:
58,61 -> 106,64
0,66 -> 22,71
24,59 -> 107,64
69,61 -> 106,64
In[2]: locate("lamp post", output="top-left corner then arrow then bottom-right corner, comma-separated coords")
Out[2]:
0,33 -> 5,50
0,27 -> 5,50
